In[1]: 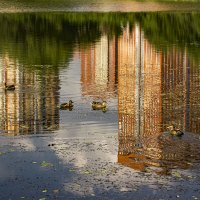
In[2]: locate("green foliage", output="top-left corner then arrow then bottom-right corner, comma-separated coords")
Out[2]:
136,12 -> 200,62
0,12 -> 199,67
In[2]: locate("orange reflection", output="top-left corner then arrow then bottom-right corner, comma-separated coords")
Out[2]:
80,35 -> 118,99
117,23 -> 200,171
0,56 -> 60,135
118,23 -> 163,170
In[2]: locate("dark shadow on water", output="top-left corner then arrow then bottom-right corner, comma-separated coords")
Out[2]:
0,140 -> 200,200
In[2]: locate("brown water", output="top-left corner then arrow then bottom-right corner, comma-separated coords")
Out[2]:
0,12 -> 200,176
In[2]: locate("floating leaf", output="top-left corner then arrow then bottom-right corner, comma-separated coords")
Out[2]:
84,170 -> 91,174
42,189 -> 48,193
53,189 -> 60,193
40,161 -> 53,168
20,125 -> 29,129
172,171 -> 181,178
32,161 -> 37,164
69,169 -> 76,172
70,183 -> 81,190
143,168 -> 153,173
187,162 -> 193,166
39,198 -> 46,200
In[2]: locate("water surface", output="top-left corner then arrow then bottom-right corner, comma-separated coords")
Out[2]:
0,12 -> 200,188
0,0 -> 200,12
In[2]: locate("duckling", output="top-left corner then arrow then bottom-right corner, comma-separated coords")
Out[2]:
92,101 -> 107,110
60,100 -> 73,110
167,125 -> 184,137
5,83 -> 15,91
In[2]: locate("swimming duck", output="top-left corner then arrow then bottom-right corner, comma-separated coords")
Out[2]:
5,83 -> 15,91
60,100 -> 74,110
167,125 -> 184,137
92,101 -> 107,110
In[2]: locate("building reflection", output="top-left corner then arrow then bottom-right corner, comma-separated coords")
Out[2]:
80,35 -> 118,99
79,22 -> 200,171
162,49 -> 200,134
0,56 -> 60,135
118,23 -> 163,170
1,19 -> 199,169
117,24 -> 200,171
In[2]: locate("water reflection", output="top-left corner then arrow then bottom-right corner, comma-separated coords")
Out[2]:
80,35 -> 118,99
0,12 -> 199,171
117,24 -> 200,171
0,56 -> 60,135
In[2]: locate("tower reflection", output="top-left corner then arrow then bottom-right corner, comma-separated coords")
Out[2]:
0,14 -> 199,170
80,34 -> 118,99
118,24 -> 162,170
0,56 -> 60,135
117,24 -> 200,171
79,21 -> 200,170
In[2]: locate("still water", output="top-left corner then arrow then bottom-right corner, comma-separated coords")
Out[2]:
1,0 -> 200,12
0,12 -> 200,174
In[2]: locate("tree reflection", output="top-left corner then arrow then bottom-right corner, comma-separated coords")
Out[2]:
0,12 -> 199,66
0,12 -> 199,145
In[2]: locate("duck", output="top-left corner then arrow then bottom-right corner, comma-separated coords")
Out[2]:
92,101 -> 107,110
5,83 -> 15,91
59,100 -> 74,110
167,125 -> 184,137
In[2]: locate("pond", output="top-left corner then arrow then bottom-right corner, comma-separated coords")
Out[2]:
0,10 -> 200,200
